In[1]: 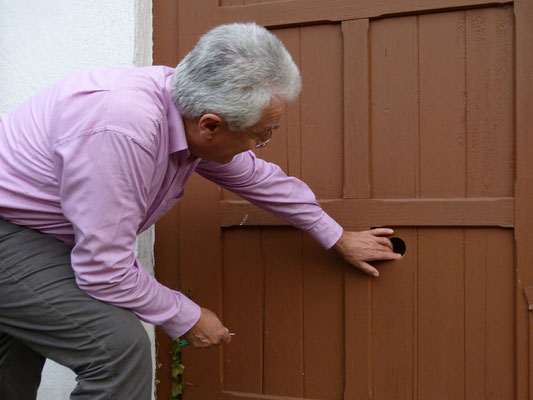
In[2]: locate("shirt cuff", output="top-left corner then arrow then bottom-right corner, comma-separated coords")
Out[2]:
160,291 -> 202,339
306,212 -> 343,249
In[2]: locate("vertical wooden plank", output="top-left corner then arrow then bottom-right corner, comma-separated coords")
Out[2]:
370,16 -> 419,199
367,15 -> 418,398
419,11 -> 466,198
344,269 -> 372,399
464,229 -> 487,400
514,1 -> 533,398
223,229 -> 263,393
418,228 -> 464,400
282,28 -> 302,180
342,19 -> 370,199
465,7 -> 514,198
465,228 -> 514,399
263,229 -> 304,397
343,221 -> 372,397
300,24 -> 344,198
344,218 -> 373,399
153,0 -> 180,67
302,235 -> 344,399
177,1 -> 219,60
485,229 -> 514,398
179,176 -> 222,400
372,228 -> 416,399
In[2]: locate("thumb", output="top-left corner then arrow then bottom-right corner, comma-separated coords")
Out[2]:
222,327 -> 232,343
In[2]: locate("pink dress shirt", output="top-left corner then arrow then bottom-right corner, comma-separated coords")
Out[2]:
0,66 -> 343,338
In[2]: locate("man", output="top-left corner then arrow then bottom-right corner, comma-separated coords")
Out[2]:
0,23 -> 400,399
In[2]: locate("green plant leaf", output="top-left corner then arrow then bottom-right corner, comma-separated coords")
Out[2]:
171,362 -> 185,379
170,382 -> 184,397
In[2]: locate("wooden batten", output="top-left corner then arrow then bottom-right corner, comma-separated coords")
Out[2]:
220,198 -> 514,228
213,0 -> 512,27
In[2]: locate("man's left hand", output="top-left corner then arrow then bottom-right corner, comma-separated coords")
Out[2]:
333,228 -> 402,277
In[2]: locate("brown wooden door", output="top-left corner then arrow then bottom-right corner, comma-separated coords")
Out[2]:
154,1 -> 533,399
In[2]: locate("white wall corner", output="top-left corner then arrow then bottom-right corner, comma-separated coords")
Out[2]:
133,2 -> 156,399
134,0 -> 154,67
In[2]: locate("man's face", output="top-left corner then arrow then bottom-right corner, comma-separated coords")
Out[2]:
187,99 -> 284,164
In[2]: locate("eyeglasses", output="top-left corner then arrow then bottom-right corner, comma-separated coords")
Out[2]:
241,125 -> 280,148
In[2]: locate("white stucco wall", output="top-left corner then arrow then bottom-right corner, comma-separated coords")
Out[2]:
0,0 -> 154,398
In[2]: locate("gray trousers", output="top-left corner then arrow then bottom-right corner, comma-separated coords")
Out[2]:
0,218 -> 152,399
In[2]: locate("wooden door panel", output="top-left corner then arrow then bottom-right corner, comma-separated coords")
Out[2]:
370,228 -> 416,399
301,234 -> 345,399
263,230 -> 304,396
221,227 -> 516,399
418,12 -> 468,198
465,8 -> 514,197
299,24 -> 344,198
345,227 -> 515,399
223,228 -> 264,393
370,16 -> 419,199
223,228 -> 346,398
418,228 -> 467,398
464,228 -> 515,398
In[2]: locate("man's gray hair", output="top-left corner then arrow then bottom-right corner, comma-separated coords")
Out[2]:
171,23 -> 301,131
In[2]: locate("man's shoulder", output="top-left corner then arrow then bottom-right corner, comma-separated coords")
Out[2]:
93,66 -> 174,150
106,66 -> 172,129
51,66 -> 175,152
55,66 -> 172,94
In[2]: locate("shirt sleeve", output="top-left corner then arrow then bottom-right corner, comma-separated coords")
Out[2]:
195,151 -> 343,249
53,129 -> 200,339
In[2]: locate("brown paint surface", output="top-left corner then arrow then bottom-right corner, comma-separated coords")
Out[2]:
154,2 -> 526,399
263,230 -> 304,396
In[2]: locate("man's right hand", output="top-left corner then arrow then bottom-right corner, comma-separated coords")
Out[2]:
182,307 -> 231,349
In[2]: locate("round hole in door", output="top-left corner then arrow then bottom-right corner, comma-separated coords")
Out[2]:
390,237 -> 406,257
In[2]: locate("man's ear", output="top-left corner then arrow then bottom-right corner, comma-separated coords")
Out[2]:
198,114 -> 223,141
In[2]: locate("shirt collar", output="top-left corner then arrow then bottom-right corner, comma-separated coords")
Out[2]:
164,73 -> 190,155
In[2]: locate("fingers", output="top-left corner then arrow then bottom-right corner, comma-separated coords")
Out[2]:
369,228 -> 394,236
189,330 -> 230,349
374,236 -> 393,251
184,308 -> 232,349
357,261 -> 380,278
355,251 -> 401,278
367,251 -> 403,261
334,228 -> 403,279
221,327 -> 232,344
